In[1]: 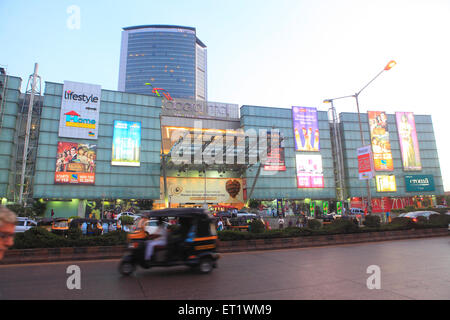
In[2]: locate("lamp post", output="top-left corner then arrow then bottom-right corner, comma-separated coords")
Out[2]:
324,60 -> 396,214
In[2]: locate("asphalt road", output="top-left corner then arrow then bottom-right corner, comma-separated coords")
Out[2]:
0,237 -> 449,300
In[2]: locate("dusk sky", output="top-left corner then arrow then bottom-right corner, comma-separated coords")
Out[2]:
1,0 -> 449,190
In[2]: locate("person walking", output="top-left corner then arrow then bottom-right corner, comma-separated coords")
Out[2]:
278,216 -> 285,229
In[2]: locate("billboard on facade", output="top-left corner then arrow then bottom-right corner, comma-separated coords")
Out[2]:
111,120 -> 141,166
292,106 -> 320,151
375,175 -> 397,192
295,154 -> 324,188
264,130 -> 286,171
395,112 -> 422,171
58,80 -> 101,140
160,177 -> 244,204
357,145 -> 375,180
55,141 -> 97,184
405,175 -> 435,192
368,111 -> 394,171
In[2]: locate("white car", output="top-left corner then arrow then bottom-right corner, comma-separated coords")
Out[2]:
15,217 -> 37,233
116,212 -> 141,221
142,219 -> 170,235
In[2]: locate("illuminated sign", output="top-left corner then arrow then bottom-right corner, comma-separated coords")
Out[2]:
111,121 -> 141,166
58,81 -> 101,140
292,106 -> 320,151
405,175 -> 435,192
368,111 -> 393,171
375,175 -> 397,192
295,154 -> 324,188
395,112 -> 422,171
162,98 -> 239,119
55,141 -> 96,185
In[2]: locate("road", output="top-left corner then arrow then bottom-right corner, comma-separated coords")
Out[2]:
0,237 -> 449,300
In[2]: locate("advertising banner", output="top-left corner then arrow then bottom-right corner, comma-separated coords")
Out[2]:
357,145 -> 375,180
111,120 -> 141,166
55,141 -> 97,184
58,80 -> 101,140
264,130 -> 286,171
375,175 -> 397,192
295,154 -> 324,188
292,106 -> 320,151
368,111 -> 393,171
161,177 -> 244,204
405,175 -> 435,192
395,112 -> 422,171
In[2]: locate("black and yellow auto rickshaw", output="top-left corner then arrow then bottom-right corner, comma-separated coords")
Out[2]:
51,218 -> 71,236
119,208 -> 220,276
37,218 -> 56,232
69,218 -> 103,236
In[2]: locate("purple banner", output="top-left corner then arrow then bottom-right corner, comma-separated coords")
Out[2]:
292,106 -> 320,151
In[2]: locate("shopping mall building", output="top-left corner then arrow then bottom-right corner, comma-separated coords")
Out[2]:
0,69 -> 445,218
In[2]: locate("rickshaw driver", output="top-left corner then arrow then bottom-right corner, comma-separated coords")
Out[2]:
144,218 -> 168,261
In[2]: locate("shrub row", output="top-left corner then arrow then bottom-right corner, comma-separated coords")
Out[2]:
218,214 -> 450,241
11,228 -> 128,249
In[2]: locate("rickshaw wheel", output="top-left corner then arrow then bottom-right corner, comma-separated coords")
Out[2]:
119,261 -> 136,276
197,257 -> 213,274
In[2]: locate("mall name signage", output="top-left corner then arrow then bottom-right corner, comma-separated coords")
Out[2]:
405,175 -> 435,192
162,98 -> 239,120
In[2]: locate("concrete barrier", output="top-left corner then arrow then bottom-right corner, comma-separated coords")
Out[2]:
1,228 -> 448,265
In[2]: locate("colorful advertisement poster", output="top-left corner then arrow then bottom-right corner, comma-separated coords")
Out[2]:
405,175 -> 435,192
295,154 -> 324,188
264,130 -> 286,171
55,141 -> 97,184
375,175 -> 397,192
395,112 -> 422,171
368,111 -> 394,171
159,177 -> 244,204
58,81 -> 101,140
292,106 -> 320,151
112,121 -> 141,166
357,145 -> 375,180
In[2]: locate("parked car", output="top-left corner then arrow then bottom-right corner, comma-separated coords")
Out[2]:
142,219 -> 170,235
348,208 -> 365,215
116,212 -> 141,221
402,211 -> 440,222
15,217 -> 37,233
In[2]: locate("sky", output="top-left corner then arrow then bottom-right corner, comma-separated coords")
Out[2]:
1,0 -> 449,191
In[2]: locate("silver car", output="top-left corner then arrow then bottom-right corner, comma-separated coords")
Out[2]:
15,217 -> 37,233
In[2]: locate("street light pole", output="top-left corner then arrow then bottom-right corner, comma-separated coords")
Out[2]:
325,60 -> 397,214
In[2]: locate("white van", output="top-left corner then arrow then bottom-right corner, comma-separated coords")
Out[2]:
15,217 -> 37,233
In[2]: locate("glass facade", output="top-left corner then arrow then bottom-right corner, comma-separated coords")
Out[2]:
339,112 -> 444,198
33,82 -> 162,200
0,75 -> 22,199
241,105 -> 336,200
118,25 -> 207,101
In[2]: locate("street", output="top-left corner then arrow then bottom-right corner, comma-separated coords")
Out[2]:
0,237 -> 449,300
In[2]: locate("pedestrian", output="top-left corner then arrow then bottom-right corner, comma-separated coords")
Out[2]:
217,218 -> 224,231
0,206 -> 16,261
386,211 -> 390,223
296,217 -> 301,228
288,219 -> 293,228
51,209 -> 55,218
278,216 -> 285,229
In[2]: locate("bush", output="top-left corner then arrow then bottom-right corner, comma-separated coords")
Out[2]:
428,214 -> 450,227
389,217 -> 416,229
363,215 -> 381,228
325,218 -> 360,234
11,227 -> 128,249
249,219 -> 265,233
307,219 -> 322,230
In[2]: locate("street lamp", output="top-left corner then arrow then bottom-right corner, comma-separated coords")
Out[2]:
324,60 -> 397,214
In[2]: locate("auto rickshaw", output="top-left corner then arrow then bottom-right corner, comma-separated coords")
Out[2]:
37,218 -> 56,232
51,218 -> 71,236
119,208 -> 220,276
69,218 -> 103,236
